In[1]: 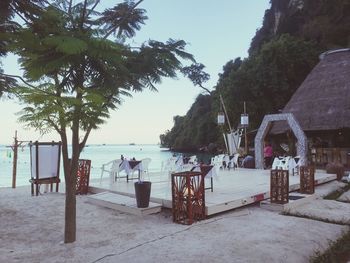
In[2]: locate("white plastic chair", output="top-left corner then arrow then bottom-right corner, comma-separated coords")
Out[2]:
223,155 -> 232,169
291,156 -> 301,176
218,154 -> 226,168
141,158 -> 152,181
272,156 -> 289,170
161,156 -> 178,175
232,153 -> 240,169
210,154 -> 225,174
100,159 -> 123,183
180,163 -> 193,172
188,155 -> 197,165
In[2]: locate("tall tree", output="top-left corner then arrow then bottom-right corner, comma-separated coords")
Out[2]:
0,0 -> 45,96
9,0 -> 194,243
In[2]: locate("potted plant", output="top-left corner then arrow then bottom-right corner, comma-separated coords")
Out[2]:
134,172 -> 151,208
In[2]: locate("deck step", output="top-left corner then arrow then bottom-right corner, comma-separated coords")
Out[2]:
87,192 -> 162,216
260,193 -> 316,212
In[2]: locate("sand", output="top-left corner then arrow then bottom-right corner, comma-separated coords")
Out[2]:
284,197 -> 350,224
338,190 -> 350,203
0,186 -> 349,263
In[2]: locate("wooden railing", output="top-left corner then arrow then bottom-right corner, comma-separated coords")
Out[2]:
309,147 -> 350,168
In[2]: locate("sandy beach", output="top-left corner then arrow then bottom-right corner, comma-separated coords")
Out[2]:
0,184 -> 349,263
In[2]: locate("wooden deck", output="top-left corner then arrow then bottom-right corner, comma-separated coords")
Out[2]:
86,192 -> 162,216
89,168 -> 336,216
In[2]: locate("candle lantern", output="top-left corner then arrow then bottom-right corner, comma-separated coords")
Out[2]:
240,113 -> 249,127
217,112 -> 225,125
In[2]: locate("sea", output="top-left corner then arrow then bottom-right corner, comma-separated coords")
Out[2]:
0,144 -> 175,188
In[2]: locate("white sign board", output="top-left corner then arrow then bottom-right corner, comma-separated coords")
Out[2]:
30,143 -> 60,179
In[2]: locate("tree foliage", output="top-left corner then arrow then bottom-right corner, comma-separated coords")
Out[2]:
0,0 -> 45,96
219,34 -> 320,130
249,0 -> 350,54
181,63 -> 211,94
161,94 -> 219,151
8,0 -> 194,243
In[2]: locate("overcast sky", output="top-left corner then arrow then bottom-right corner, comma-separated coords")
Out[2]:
0,0 -> 270,145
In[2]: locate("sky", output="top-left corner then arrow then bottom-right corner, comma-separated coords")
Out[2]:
0,0 -> 270,145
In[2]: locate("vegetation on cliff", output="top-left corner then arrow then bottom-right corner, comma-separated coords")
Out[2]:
160,0 -> 350,152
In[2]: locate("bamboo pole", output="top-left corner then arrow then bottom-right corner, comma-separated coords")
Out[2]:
219,94 -> 233,133
12,131 -> 18,188
219,94 -> 239,154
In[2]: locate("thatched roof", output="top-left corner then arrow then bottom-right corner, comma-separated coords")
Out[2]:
271,48 -> 350,134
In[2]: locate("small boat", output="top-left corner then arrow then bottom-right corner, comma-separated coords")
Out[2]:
129,143 -> 136,145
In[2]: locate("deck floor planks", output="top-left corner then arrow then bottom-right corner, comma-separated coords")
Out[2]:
89,168 -> 336,216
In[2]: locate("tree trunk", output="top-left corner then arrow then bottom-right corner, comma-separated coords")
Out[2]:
62,117 -> 81,243
63,87 -> 85,243
64,172 -> 76,243
60,130 -> 77,243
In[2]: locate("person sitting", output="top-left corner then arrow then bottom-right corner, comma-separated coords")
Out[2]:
242,155 -> 255,168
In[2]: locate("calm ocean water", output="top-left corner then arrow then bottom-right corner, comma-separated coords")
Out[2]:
0,144 -> 173,188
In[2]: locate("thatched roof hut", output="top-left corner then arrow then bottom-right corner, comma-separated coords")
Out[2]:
271,48 -> 350,147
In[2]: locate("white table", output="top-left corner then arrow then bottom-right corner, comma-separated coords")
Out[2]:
119,160 -> 143,182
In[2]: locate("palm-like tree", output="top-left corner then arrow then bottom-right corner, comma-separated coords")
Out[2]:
0,0 -> 45,95
9,0 -> 194,243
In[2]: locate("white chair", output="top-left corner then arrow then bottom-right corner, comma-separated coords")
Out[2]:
232,153 -> 240,169
188,155 -> 197,165
218,154 -> 226,168
180,163 -> 193,172
210,154 -> 225,175
291,156 -> 301,176
161,156 -> 178,175
141,158 -> 152,180
223,155 -> 232,169
272,156 -> 290,171
100,159 -> 123,183
224,153 -> 240,170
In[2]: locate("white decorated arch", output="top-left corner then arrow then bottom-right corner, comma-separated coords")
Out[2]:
254,113 -> 307,169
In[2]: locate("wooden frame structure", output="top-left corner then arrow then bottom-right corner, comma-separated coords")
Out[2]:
299,166 -> 315,194
171,171 -> 205,225
270,169 -> 289,204
29,141 -> 61,196
76,159 -> 91,195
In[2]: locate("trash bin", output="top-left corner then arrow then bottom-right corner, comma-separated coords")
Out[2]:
75,159 -> 91,195
134,181 -> 152,208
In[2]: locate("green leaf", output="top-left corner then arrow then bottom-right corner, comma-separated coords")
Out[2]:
43,36 -> 88,55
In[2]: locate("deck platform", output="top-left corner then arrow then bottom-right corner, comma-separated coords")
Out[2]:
86,192 -> 162,216
89,168 -> 336,216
